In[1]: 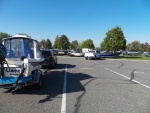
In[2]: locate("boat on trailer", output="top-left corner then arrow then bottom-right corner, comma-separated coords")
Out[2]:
0,35 -> 44,90
100,50 -> 121,58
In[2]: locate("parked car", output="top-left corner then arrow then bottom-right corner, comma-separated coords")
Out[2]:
122,51 -> 128,55
127,50 -> 140,56
41,49 -> 57,69
84,50 -> 101,60
69,49 -> 84,57
58,49 -> 67,55
143,51 -> 150,57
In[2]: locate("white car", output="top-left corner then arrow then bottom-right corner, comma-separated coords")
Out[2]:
127,50 -> 140,56
143,51 -> 150,57
69,50 -> 84,57
84,50 -> 101,60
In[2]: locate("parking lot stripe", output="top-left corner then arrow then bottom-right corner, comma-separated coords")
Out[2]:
61,65 -> 67,113
128,71 -> 144,74
104,67 -> 150,89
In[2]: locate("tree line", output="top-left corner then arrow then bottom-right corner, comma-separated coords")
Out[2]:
0,26 -> 150,52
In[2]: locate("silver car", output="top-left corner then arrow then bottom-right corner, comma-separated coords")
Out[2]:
127,50 -> 140,56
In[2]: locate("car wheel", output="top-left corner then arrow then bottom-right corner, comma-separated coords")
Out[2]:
85,57 -> 88,60
51,61 -> 55,69
55,61 -> 57,66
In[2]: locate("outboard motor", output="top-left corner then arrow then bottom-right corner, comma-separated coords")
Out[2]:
0,43 -> 7,77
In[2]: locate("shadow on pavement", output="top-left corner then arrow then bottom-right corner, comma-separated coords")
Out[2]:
9,63 -> 93,104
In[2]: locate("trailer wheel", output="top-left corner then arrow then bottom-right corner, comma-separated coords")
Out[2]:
51,60 -> 56,69
35,75 -> 42,89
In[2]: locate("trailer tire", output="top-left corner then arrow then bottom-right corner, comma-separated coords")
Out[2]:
35,75 -> 42,89
51,60 -> 56,69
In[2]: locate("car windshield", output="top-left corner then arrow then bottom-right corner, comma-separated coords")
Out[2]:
89,50 -> 95,53
41,51 -> 52,57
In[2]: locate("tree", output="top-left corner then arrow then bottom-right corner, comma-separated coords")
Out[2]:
139,43 -> 144,52
0,32 -> 11,42
39,39 -> 46,48
126,43 -> 132,50
53,35 -> 60,48
143,42 -> 150,52
59,35 -> 70,49
127,41 -> 150,52
95,47 -> 101,50
101,26 -> 126,51
45,39 -> 52,49
53,35 -> 70,49
69,40 -> 79,49
77,42 -> 82,49
81,39 -> 95,49
39,38 -> 52,49
127,41 -> 140,51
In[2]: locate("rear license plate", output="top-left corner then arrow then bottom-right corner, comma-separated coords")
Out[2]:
5,68 -> 21,75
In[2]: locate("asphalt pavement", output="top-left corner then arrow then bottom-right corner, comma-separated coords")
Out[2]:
0,56 -> 150,113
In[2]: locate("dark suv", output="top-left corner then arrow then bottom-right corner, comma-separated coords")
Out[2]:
41,49 -> 57,69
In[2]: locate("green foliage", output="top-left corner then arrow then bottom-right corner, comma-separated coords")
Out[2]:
143,42 -> 150,52
81,39 -> 95,49
69,43 -> 73,49
127,41 -> 140,51
101,26 -> 126,51
127,41 -> 150,52
95,47 -> 101,50
69,40 -> 79,49
72,40 -> 78,49
59,35 -> 70,49
39,38 -> 52,49
0,32 -> 11,42
53,35 -> 70,49
77,43 -> 82,49
1,31 -> 149,53
53,35 -> 60,48
45,39 -> 52,48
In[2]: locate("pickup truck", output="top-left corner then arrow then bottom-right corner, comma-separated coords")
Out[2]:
84,50 -> 101,60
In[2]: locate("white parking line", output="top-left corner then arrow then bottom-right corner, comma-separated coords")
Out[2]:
61,65 -> 67,113
128,71 -> 145,74
104,67 -> 150,89
145,61 -> 148,64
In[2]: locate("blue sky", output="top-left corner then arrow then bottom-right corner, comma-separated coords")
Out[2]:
0,0 -> 150,47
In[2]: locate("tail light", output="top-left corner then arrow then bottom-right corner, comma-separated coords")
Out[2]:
47,56 -> 53,64
47,56 -> 52,58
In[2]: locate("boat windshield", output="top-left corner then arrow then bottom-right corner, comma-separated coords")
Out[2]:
4,38 -> 34,58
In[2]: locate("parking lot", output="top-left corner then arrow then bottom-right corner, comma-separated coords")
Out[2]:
1,57 -> 150,113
